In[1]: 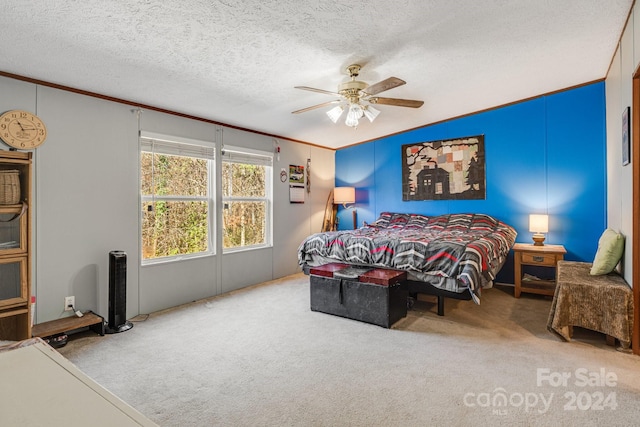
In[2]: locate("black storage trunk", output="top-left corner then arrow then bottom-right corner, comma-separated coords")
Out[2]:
310,274 -> 408,328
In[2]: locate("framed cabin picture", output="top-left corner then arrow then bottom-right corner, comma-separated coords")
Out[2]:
402,135 -> 485,201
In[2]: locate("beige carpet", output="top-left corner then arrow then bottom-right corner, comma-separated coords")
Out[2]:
59,273 -> 640,426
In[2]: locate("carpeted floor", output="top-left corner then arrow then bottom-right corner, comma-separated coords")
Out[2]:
58,273 -> 640,426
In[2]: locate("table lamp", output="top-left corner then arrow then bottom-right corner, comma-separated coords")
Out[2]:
529,214 -> 549,246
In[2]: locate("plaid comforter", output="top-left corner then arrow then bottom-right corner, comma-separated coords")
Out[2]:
298,212 -> 517,302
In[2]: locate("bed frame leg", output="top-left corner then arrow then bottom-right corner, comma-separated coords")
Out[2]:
407,295 -> 416,310
437,296 -> 444,316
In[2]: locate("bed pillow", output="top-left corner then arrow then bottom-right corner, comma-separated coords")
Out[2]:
590,229 -> 625,275
387,213 -> 411,229
405,214 -> 430,229
469,214 -> 498,231
371,212 -> 393,228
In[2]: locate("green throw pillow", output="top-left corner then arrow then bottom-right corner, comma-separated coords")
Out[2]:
590,229 -> 624,275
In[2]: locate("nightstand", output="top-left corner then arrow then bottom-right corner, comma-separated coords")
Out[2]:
513,243 -> 566,298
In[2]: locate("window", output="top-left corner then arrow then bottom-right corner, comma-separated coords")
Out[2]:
221,146 -> 273,251
140,133 -> 214,262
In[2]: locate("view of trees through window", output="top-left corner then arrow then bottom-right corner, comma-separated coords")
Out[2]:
140,138 -> 271,261
222,162 -> 267,249
141,152 -> 210,260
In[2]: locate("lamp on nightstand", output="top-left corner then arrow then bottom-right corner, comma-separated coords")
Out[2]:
529,214 -> 549,246
334,186 -> 356,230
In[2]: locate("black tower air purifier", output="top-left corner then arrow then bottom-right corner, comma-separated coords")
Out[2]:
105,250 -> 133,334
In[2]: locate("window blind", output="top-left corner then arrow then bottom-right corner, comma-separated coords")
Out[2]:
140,132 -> 214,160
221,145 -> 273,166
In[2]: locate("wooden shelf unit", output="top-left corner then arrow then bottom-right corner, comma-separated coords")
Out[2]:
0,150 -> 32,340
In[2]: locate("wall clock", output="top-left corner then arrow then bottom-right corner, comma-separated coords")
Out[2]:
0,109 -> 47,150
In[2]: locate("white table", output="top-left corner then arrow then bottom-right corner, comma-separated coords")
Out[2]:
0,338 -> 157,426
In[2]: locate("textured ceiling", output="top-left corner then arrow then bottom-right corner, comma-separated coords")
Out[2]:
0,1 -> 632,149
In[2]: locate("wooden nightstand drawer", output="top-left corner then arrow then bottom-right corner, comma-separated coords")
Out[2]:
521,252 -> 558,266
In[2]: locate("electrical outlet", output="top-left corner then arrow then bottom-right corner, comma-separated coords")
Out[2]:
64,296 -> 75,311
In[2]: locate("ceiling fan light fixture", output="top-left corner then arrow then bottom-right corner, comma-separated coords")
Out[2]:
293,64 -> 422,128
345,115 -> 359,128
326,105 -> 344,123
363,105 -> 380,122
345,104 -> 363,127
351,103 -> 364,118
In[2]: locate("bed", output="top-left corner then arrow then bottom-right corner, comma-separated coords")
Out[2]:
298,212 -> 517,313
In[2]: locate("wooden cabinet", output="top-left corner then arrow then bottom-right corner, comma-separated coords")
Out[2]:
0,150 -> 32,340
513,243 -> 566,298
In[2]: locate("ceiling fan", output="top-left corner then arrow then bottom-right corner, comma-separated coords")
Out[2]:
292,64 -> 424,128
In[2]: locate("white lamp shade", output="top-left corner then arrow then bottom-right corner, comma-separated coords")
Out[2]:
326,105 -> 344,123
334,187 -> 355,205
529,214 -> 549,233
363,105 -> 380,122
345,104 -> 363,127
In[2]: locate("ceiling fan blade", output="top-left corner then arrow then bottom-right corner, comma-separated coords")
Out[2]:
369,97 -> 424,108
292,100 -> 341,114
363,77 -> 406,96
294,86 -> 341,96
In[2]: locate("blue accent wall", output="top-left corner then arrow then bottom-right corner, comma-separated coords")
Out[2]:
335,82 -> 606,282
